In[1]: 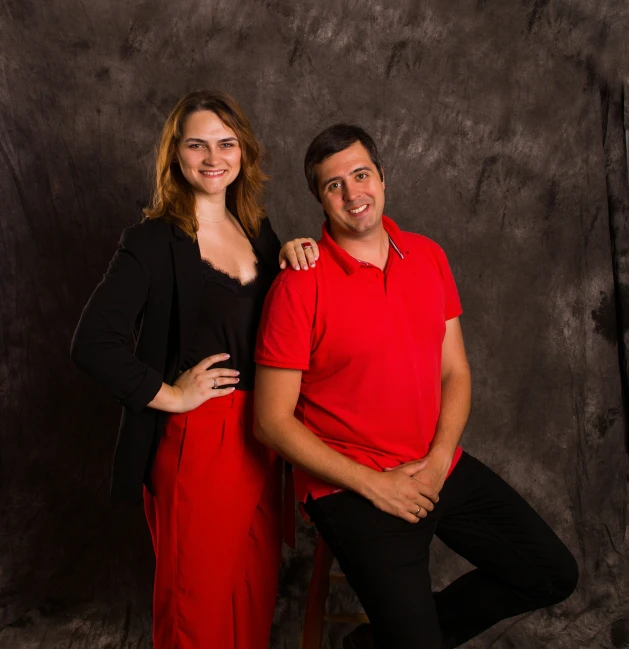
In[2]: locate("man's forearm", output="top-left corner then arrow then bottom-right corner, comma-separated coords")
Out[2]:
255,413 -> 376,498
429,368 -> 472,465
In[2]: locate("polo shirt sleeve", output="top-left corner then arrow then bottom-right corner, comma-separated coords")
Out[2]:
255,274 -> 315,370
433,243 -> 463,321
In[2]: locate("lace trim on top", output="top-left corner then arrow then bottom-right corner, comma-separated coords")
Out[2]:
200,257 -> 262,294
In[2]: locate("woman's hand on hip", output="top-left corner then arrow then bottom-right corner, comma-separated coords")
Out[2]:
148,353 -> 239,413
172,353 -> 240,412
279,238 -> 319,271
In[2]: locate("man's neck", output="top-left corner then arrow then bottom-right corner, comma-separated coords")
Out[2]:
331,224 -> 389,270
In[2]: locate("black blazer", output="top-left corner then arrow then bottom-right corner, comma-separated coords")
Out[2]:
71,216 -> 281,501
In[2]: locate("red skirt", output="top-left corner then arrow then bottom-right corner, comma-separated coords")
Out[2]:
143,390 -> 282,649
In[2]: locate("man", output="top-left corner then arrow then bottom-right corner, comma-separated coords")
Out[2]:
254,124 -> 578,649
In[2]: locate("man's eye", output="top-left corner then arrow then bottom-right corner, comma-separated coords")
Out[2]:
329,182 -> 340,191
357,173 -> 367,180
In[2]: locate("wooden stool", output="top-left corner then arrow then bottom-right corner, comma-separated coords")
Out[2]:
299,534 -> 369,649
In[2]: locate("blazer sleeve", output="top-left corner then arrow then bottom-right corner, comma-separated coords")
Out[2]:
70,225 -> 163,413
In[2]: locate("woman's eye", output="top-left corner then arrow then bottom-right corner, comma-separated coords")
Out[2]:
221,142 -> 234,148
190,143 -> 203,149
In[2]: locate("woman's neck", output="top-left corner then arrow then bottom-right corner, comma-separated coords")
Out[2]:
195,191 -> 229,223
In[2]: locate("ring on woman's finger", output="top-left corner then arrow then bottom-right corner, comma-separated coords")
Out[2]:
213,378 -> 217,389
301,242 -> 313,250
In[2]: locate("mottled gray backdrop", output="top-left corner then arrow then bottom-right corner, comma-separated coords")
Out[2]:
1,1 -> 628,647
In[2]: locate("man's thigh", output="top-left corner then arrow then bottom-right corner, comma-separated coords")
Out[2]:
305,490 -> 443,649
436,452 -> 578,603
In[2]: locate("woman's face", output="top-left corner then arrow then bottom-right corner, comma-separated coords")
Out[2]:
176,110 -> 242,199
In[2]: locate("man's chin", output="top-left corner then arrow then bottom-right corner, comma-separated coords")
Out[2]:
327,212 -> 383,239
346,216 -> 381,234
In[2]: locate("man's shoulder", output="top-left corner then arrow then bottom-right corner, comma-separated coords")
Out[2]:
390,223 -> 457,279
271,264 -> 319,296
397,228 -> 446,259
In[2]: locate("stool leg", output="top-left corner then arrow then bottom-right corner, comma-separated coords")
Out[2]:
300,535 -> 335,649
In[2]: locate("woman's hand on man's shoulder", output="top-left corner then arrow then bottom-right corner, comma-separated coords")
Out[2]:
279,238 -> 319,271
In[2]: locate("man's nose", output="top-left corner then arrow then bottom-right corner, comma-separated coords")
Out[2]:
343,180 -> 360,202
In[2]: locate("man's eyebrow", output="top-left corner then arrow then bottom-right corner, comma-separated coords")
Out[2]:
321,166 -> 372,188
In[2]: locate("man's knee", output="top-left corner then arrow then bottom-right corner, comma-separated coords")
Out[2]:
547,549 -> 579,604
531,546 -> 579,607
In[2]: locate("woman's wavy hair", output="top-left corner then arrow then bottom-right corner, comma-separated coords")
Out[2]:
144,90 -> 268,238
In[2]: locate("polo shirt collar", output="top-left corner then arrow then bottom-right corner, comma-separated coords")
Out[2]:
320,214 -> 405,275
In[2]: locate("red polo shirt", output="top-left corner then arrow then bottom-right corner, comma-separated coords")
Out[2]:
255,216 -> 463,503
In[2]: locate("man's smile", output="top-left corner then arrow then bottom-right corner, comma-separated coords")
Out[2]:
347,203 -> 369,215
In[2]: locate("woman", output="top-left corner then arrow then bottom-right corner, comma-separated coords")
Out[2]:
71,90 -> 318,649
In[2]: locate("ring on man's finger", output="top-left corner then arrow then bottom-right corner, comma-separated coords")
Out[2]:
415,505 -> 422,518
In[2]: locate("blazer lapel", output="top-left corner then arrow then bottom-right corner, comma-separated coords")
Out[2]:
170,225 -> 202,368
250,232 -> 275,269
247,217 -> 281,270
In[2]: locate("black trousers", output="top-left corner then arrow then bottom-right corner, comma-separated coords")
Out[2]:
305,452 -> 578,649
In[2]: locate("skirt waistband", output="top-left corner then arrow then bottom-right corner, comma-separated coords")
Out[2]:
191,388 -> 253,412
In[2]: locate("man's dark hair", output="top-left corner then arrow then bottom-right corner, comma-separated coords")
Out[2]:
304,124 -> 384,202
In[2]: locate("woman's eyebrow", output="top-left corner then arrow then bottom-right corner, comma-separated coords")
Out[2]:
183,136 -> 238,144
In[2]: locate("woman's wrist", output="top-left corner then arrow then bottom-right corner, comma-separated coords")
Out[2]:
168,385 -> 185,413
148,383 -> 184,413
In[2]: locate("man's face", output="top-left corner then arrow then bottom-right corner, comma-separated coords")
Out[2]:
315,141 -> 385,239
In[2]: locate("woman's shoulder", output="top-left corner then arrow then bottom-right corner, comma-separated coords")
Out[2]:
256,214 -> 280,245
119,217 -> 178,251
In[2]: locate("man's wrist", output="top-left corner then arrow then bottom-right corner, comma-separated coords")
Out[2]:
349,464 -> 381,501
426,443 -> 456,470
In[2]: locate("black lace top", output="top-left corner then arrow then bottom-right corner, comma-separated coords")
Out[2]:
179,255 -> 278,390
